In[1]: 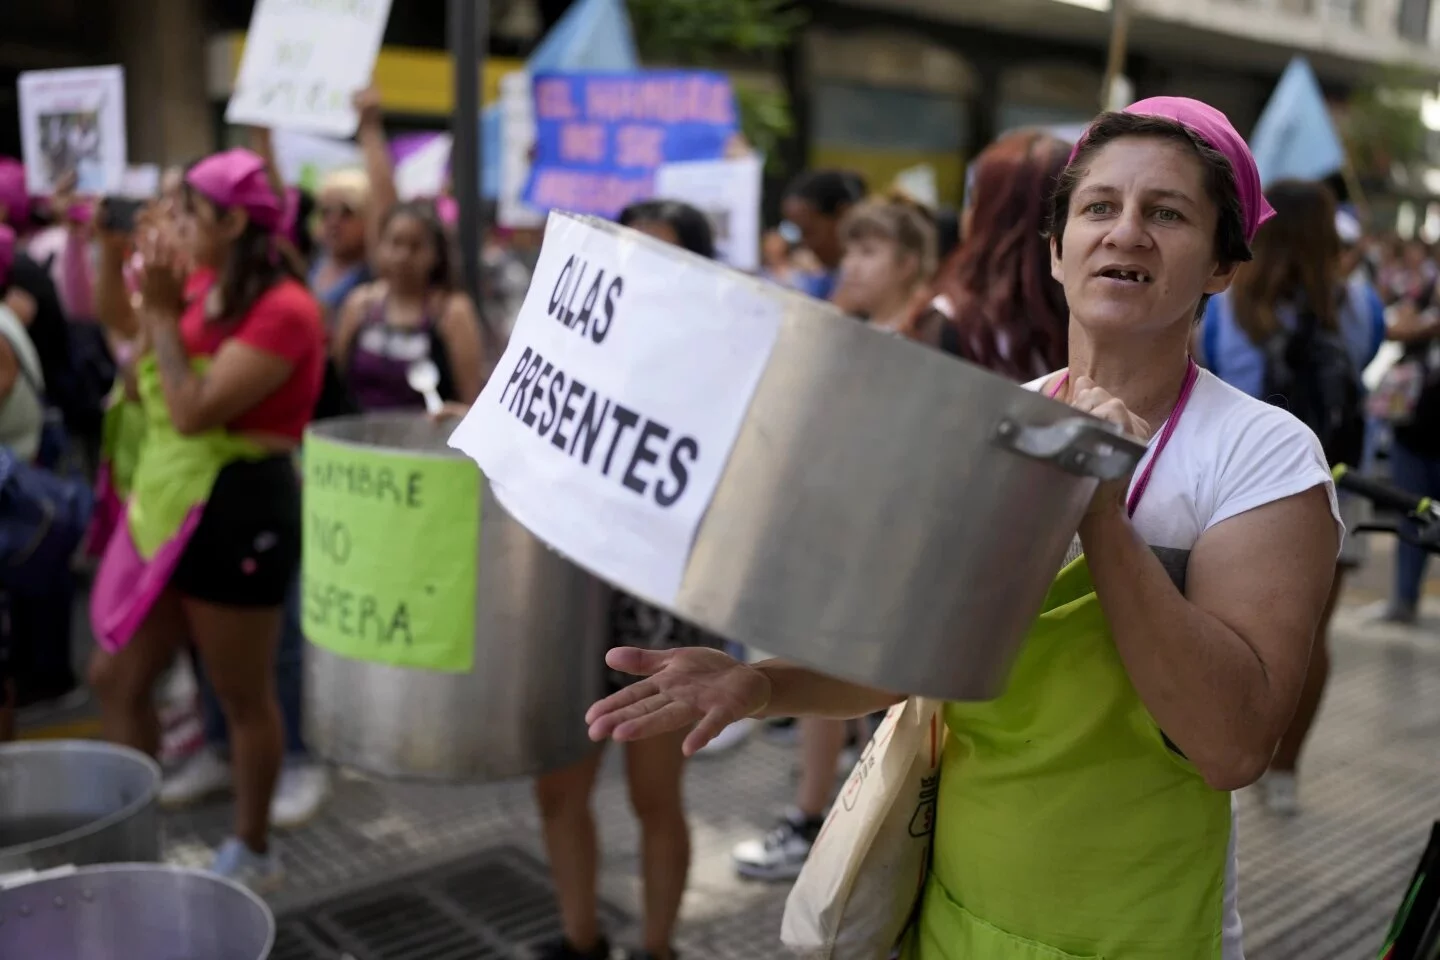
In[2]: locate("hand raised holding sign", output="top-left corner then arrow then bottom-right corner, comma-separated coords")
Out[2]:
353,84 -> 383,130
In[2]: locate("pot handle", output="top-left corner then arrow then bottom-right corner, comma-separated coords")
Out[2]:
992,416 -> 1146,481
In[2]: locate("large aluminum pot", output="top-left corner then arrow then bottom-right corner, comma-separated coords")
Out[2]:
0,741 -> 160,875
475,214 -> 1148,702
304,413 -> 611,781
0,864 -> 274,959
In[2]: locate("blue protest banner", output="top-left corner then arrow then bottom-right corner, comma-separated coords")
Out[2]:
523,70 -> 739,218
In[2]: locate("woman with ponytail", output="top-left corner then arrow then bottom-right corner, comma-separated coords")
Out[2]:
87,148 -> 326,890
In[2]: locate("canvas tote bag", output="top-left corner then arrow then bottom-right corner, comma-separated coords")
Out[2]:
782,696 -> 946,959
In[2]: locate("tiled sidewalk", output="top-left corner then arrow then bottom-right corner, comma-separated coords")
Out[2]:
162,599 -> 1440,960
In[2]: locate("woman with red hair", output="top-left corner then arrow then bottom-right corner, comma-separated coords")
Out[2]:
919,130 -> 1072,378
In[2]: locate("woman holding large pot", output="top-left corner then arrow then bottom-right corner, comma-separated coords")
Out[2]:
586,98 -> 1341,959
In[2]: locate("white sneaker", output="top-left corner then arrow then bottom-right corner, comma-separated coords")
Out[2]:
210,837 -> 284,894
1261,771 -> 1300,816
733,808 -> 822,881
270,763 -> 330,829
159,746 -> 232,809
697,718 -> 754,756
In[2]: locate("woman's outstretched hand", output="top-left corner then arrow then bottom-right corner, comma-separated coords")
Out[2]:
586,646 -> 771,757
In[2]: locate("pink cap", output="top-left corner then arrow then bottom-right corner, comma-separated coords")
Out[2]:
186,149 -> 284,231
434,195 -> 459,228
0,158 -> 30,229
1071,97 -> 1276,245
0,224 -> 15,289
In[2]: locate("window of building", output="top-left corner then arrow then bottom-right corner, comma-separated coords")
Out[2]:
1399,0 -> 1433,42
1318,0 -> 1364,24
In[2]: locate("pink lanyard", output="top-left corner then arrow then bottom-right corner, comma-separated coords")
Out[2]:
1047,358 -> 1200,517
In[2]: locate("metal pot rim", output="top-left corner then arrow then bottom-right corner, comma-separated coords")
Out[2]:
0,741 -> 160,861
1,862 -> 276,958
306,412 -> 469,461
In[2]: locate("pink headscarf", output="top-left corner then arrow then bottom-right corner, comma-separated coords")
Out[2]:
1070,96 -> 1276,245
0,224 -> 15,289
185,149 -> 284,232
0,159 -> 30,230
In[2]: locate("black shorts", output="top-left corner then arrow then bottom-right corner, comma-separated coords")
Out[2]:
170,456 -> 301,608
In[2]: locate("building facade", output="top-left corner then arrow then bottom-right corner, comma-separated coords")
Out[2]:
1,0 -> 1438,218
799,0 -> 1440,206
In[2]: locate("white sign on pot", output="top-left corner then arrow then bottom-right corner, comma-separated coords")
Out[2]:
448,213 -> 783,606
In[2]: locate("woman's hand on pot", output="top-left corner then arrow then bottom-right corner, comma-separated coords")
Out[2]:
586,646 -> 771,756
1067,376 -> 1152,443
1067,376 -> 1153,517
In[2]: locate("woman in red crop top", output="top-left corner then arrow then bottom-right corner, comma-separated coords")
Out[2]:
88,148 -> 324,891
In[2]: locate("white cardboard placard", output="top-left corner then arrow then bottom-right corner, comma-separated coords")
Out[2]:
226,0 -> 394,138
653,154 -> 763,273
498,71 -> 546,230
18,66 -> 128,195
448,213 -> 783,606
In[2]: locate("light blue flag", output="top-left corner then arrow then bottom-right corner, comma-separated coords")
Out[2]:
1250,57 -> 1346,187
529,0 -> 639,72
481,0 -> 639,198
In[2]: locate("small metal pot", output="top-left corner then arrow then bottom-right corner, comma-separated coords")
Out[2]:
0,741 -> 160,875
0,863 -> 275,959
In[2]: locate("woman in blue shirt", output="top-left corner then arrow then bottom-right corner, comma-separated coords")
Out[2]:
1199,180 -> 1383,816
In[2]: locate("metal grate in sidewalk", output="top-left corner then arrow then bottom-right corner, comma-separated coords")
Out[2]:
271,845 -> 627,960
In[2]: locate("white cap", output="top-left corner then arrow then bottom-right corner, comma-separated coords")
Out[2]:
1336,210 -> 1363,246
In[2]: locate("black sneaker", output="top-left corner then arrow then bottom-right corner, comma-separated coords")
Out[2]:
732,807 -> 824,881
624,951 -> 679,960
534,936 -> 612,960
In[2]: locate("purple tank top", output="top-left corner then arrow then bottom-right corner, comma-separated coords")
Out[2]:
347,299 -> 440,412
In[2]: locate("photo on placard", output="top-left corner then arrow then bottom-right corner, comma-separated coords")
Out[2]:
18,66 -> 128,196
38,111 -> 104,192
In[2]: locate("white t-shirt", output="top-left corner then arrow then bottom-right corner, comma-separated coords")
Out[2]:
1026,366 -> 1341,960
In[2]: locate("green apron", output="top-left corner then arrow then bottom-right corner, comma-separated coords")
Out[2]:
908,359 -> 1230,960
126,355 -> 265,559
100,381 -> 147,501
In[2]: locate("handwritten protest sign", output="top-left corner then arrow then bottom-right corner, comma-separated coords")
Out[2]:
523,71 -> 739,219
302,433 -> 480,673
18,66 -> 128,195
227,0 -> 394,138
448,212 -> 781,607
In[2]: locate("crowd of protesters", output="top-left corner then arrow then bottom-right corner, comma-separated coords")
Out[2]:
1,79 -> 1438,960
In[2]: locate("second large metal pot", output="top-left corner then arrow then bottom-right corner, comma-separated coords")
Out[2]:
0,741 -> 160,875
304,414 -> 612,782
